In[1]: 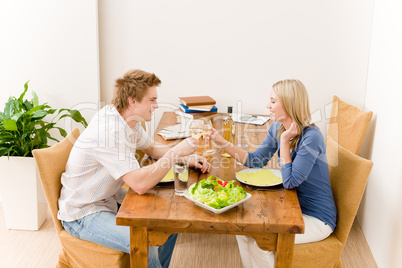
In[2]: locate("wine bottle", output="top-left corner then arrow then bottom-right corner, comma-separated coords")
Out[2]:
222,106 -> 235,157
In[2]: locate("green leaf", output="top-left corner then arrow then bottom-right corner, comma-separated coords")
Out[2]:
23,100 -> 33,111
58,110 -> 88,127
69,109 -> 88,126
11,112 -> 23,121
28,104 -> 46,115
47,136 -> 60,143
56,127 -> 67,137
30,134 -> 42,146
32,110 -> 48,119
3,119 -> 18,131
21,133 -> 28,140
39,129 -> 47,144
12,99 -> 22,113
4,97 -> 15,118
32,91 -> 39,107
17,81 -> 29,103
0,147 -> 12,158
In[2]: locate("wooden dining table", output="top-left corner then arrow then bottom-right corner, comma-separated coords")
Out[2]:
116,111 -> 305,268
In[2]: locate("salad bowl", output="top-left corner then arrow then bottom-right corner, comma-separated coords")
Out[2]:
183,190 -> 251,214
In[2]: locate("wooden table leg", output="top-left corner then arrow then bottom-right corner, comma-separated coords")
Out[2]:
130,226 -> 148,268
274,233 -> 296,268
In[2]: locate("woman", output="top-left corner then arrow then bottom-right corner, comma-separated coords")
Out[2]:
210,79 -> 337,267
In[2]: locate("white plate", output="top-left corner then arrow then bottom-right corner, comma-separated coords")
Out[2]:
183,190 -> 251,214
235,168 -> 282,187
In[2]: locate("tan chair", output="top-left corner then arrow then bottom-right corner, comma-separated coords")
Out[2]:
292,136 -> 373,268
33,129 -> 129,267
327,95 -> 373,155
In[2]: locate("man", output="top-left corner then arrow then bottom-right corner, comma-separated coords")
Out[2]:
58,69 -> 210,268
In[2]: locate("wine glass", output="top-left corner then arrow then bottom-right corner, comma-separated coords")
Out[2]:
202,119 -> 216,163
189,119 -> 204,157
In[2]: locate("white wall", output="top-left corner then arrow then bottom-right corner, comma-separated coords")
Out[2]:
358,0 -> 402,267
0,0 -> 99,131
98,0 -> 373,137
0,1 -> 100,200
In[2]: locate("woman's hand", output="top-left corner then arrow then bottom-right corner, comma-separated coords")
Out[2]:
187,155 -> 211,173
281,121 -> 300,143
209,128 -> 228,146
279,121 -> 299,166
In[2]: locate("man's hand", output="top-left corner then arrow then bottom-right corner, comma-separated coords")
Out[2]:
187,155 -> 211,173
172,137 -> 198,157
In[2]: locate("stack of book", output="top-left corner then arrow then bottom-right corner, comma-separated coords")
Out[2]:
178,96 -> 218,113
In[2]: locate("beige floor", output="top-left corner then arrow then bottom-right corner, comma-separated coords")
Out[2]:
0,203 -> 377,268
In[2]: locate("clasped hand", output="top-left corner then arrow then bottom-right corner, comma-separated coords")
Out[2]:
176,137 -> 210,173
281,121 -> 300,143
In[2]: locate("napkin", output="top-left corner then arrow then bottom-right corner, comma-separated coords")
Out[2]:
236,169 -> 282,186
158,124 -> 191,140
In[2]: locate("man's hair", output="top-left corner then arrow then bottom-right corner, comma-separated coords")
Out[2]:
111,69 -> 161,111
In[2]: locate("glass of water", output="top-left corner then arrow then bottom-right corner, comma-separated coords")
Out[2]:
236,135 -> 249,165
174,162 -> 188,196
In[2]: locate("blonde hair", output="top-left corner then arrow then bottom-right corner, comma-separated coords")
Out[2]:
272,79 -> 315,149
111,69 -> 161,111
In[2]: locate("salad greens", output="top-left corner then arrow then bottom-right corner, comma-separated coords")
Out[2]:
188,176 -> 247,209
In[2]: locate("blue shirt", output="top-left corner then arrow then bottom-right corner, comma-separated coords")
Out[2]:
246,122 -> 337,230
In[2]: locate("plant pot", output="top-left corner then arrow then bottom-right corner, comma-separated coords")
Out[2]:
0,156 -> 48,230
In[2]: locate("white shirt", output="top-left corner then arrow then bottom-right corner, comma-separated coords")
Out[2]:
58,105 -> 151,222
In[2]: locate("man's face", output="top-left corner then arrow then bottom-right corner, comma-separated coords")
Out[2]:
133,86 -> 159,122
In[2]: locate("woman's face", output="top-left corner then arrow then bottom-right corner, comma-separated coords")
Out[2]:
267,89 -> 289,122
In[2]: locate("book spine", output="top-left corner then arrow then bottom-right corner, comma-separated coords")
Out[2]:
179,104 -> 218,113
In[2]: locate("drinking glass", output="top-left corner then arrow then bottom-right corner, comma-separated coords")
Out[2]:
236,135 -> 249,165
189,120 -> 204,156
202,119 -> 216,163
174,162 -> 188,196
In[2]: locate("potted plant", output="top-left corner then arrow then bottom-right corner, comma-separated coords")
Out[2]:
0,81 -> 87,230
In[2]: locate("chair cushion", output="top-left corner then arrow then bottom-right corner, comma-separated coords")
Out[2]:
59,230 -> 129,267
327,95 -> 372,154
293,234 -> 343,268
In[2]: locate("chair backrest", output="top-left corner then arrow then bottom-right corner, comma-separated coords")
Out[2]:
33,128 -> 80,234
327,95 -> 373,155
326,136 -> 373,243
